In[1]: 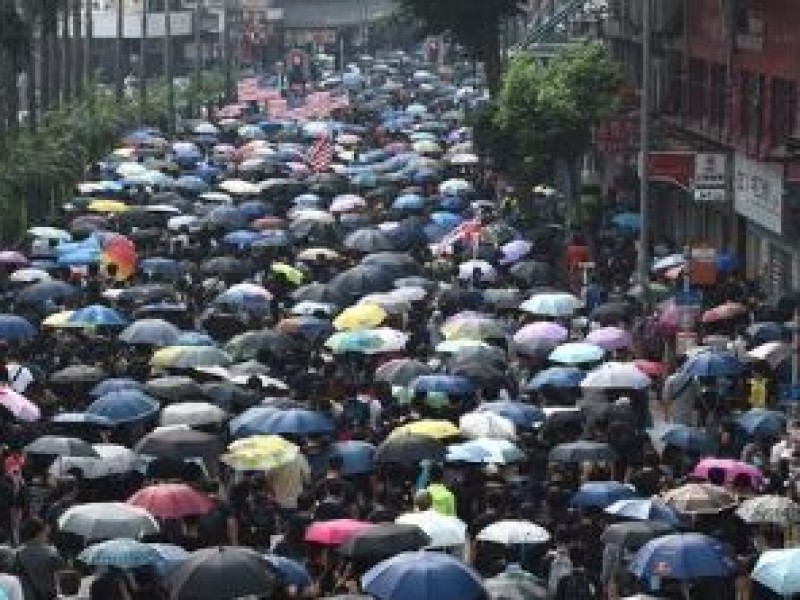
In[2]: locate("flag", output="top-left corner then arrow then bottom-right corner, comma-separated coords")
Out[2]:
307,135 -> 333,173
433,218 -> 482,255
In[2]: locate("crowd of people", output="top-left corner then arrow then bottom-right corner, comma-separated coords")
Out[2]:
0,48 -> 797,600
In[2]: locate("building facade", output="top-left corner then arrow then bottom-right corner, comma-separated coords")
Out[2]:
600,0 -> 800,298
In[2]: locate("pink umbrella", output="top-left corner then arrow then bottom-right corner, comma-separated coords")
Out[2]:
585,326 -> 633,351
0,387 -> 40,422
692,458 -> 763,490
656,300 -> 701,334
701,302 -> 748,324
513,322 -> 569,345
0,251 -> 29,267
305,519 -> 373,546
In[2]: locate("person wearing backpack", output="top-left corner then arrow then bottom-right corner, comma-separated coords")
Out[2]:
554,546 -> 599,600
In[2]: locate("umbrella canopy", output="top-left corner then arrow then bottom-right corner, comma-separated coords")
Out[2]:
339,523 -> 430,565
391,419 -> 460,440
222,435 -> 300,472
395,511 -> 468,549
446,438 -> 526,465
601,521 -> 674,552
327,440 -> 376,476
375,434 -> 445,465
484,571 -> 547,600
167,546 -> 276,600
512,322 -> 569,352
604,498 -> 681,526
476,402 -> 543,428
86,390 -> 159,425
160,402 -> 228,428
128,483 -> 215,519
25,435 -> 99,458
580,362 -> 651,390
585,326 -> 634,351
230,406 -> 334,438
119,319 -> 181,346
525,367 -> 585,390
752,548 -> 800,596
68,305 -> 128,327
0,388 -> 40,421
520,293 -> 582,317
681,350 -> 742,377
151,346 -> 233,369
691,457 -> 763,490
736,408 -> 786,438
570,481 -> 639,509
701,301 -> 748,323
548,342 -> 606,366
305,519 -> 373,546
661,483 -> 737,515
736,495 -> 800,526
549,440 -> 616,464
630,533 -> 736,581
459,412 -> 516,441
0,314 -> 36,341
476,520 -> 550,545
375,358 -> 433,386
58,502 -> 160,541
334,304 -> 388,331
362,551 -> 486,600
78,538 -> 162,569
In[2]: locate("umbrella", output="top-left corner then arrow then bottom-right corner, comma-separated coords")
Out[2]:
411,375 -> 474,396
585,327 -> 634,351
520,293 -> 582,317
263,555 -> 311,589
701,301 -> 748,323
345,228 -> 397,253
0,388 -> 40,421
222,435 -> 300,472
604,498 -> 681,526
325,328 -> 408,354
119,319 -> 181,346
229,406 -> 334,438
446,439 -> 526,465
458,260 -> 497,283
746,321 -> 786,345
681,350 -> 742,377
146,376 -> 205,403
375,434 -> 445,465
58,502 -> 160,541
305,519 -> 373,546
661,483 -> 737,515
49,364 -> 106,385
630,533 -> 736,580
476,402 -> 544,428
736,495 -> 800,526
0,314 -> 36,341
476,520 -> 550,545
654,424 -> 715,454
549,440 -> 616,464
512,322 -> 568,351
339,523 -> 430,564
590,302 -> 633,325
459,412 -> 516,441
86,390 -> 159,425
570,481 -> 639,509
580,362 -> 651,390
17,280 -> 79,305
601,521 -> 674,552
484,570 -> 547,600
167,546 -> 276,600
151,346 -> 233,369
548,342 -> 605,365
442,314 -> 506,341
68,305 -> 128,327
135,427 -> 220,463
362,551 -> 485,600
128,483 -> 215,519
525,367 -> 585,390
25,435 -> 99,458
49,443 -> 135,479
161,402 -> 227,427
752,548 -> 800,596
334,304 -> 388,331
392,419 -> 460,440
509,261 -> 552,285
746,342 -> 791,367
79,538 -> 162,569
327,440 -> 376,476
394,512 -> 468,549
375,358 -> 433,386
691,458 -> 763,489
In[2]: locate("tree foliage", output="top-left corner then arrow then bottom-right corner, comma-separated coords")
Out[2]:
399,0 -> 519,93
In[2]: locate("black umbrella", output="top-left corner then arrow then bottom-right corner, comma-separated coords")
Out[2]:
484,573 -> 547,600
374,433 -> 446,465
509,261 -> 552,286
168,546 -> 276,600
200,382 -> 260,412
344,228 -> 397,253
601,521 -> 673,551
375,359 -> 433,387
135,426 -> 221,462
292,282 -> 347,306
395,276 -> 439,292
49,365 -> 106,385
329,265 -> 394,302
436,287 -> 483,313
24,436 -> 99,458
481,288 -> 524,310
17,280 -> 80,306
145,376 -> 205,403
549,440 -> 616,464
589,301 -> 633,326
361,252 -> 420,278
200,257 -> 253,277
448,361 -> 507,386
116,284 -> 176,306
289,215 -> 339,242
225,329 -> 304,362
133,303 -> 193,328
338,523 -> 430,565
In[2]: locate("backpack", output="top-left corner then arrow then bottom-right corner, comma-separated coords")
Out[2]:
557,569 -> 598,600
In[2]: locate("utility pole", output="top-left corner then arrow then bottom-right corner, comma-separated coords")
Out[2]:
638,0 -> 651,306
193,0 -> 202,117
223,0 -> 233,101
115,0 -> 124,101
139,0 -> 147,120
85,0 -> 93,88
164,0 -> 174,134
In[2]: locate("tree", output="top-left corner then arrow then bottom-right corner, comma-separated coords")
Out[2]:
398,0 -> 518,94
492,42 -> 620,215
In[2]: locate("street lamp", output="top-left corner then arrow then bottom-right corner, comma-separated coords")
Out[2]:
638,0 -> 651,307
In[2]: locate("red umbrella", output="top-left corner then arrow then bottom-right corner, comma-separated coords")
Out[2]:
305,519 -> 373,546
127,483 -> 215,519
634,360 -> 670,378
701,302 -> 748,324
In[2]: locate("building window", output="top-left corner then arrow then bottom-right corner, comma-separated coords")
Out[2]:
709,64 -> 727,133
772,78 -> 797,148
687,58 -> 708,124
740,71 -> 763,148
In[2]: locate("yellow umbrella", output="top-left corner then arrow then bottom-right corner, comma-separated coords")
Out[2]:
88,199 -> 129,214
42,310 -> 76,328
333,304 -> 388,331
391,419 -> 460,440
151,346 -> 233,369
271,262 -> 305,285
222,435 -> 300,470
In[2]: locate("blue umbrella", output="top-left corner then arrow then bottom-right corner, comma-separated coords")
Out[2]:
263,555 -> 311,588
239,201 -> 270,220
206,206 -> 247,231
525,367 -> 585,390
119,319 -> 181,346
327,440 -> 376,475
604,498 -> 682,527
140,257 -> 184,278
392,194 -> 426,212
746,322 -> 786,345
57,247 -> 101,266
630,533 -> 736,581
69,305 -> 128,327
363,551 -> 486,600
611,212 -> 641,231
292,193 -> 322,208
736,408 -> 787,439
147,543 -> 190,576
87,390 -> 159,425
90,378 -> 145,398
549,342 -> 605,365
192,163 -> 221,183
411,375 -> 475,395
17,280 -> 79,305
476,402 -> 544,428
752,548 -> 800,596
79,538 -> 161,569
681,350 -> 741,377
253,230 -> 292,248
657,424 -> 715,454
571,481 -> 639,509
229,406 -> 334,438
0,314 -> 36,341
223,229 -> 263,249
174,175 -> 209,194
446,439 -> 525,465
175,331 -> 217,347
51,412 -> 114,427
430,211 -> 462,230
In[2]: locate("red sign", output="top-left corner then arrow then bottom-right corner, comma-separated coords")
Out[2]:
594,117 -> 638,152
647,152 -> 695,188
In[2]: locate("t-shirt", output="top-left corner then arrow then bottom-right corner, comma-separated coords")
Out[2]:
427,483 -> 456,517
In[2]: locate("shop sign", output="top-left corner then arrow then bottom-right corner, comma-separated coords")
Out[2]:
693,153 -> 727,203
734,154 -> 783,235
645,152 -> 695,189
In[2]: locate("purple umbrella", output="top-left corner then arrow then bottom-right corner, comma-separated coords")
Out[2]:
585,326 -> 633,352
513,322 -> 569,345
499,240 -> 533,265
0,251 -> 29,267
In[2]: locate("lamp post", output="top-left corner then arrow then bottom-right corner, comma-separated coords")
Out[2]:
115,0 -> 124,101
139,0 -> 147,120
164,0 -> 175,134
638,0 -> 651,307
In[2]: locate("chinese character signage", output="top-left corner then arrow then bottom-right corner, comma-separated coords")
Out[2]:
734,154 -> 784,235
694,153 -> 727,203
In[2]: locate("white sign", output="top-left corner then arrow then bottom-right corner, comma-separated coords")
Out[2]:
694,153 -> 726,203
734,154 -> 783,235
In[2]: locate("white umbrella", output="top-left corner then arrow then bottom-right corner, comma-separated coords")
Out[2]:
458,260 -> 497,283
50,444 -> 136,479
477,520 -> 550,545
459,412 -> 516,441
160,402 -> 228,427
747,342 -> 791,367
58,502 -> 159,541
395,510 -> 467,549
218,179 -> 260,195
10,268 -> 52,284
520,292 -> 583,317
580,362 -> 652,390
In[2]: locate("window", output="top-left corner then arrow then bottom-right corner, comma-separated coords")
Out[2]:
772,78 -> 797,148
687,58 -> 708,123
709,64 -> 728,133
740,71 -> 763,147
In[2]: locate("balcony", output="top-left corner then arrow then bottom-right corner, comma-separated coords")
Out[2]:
89,10 -> 194,38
